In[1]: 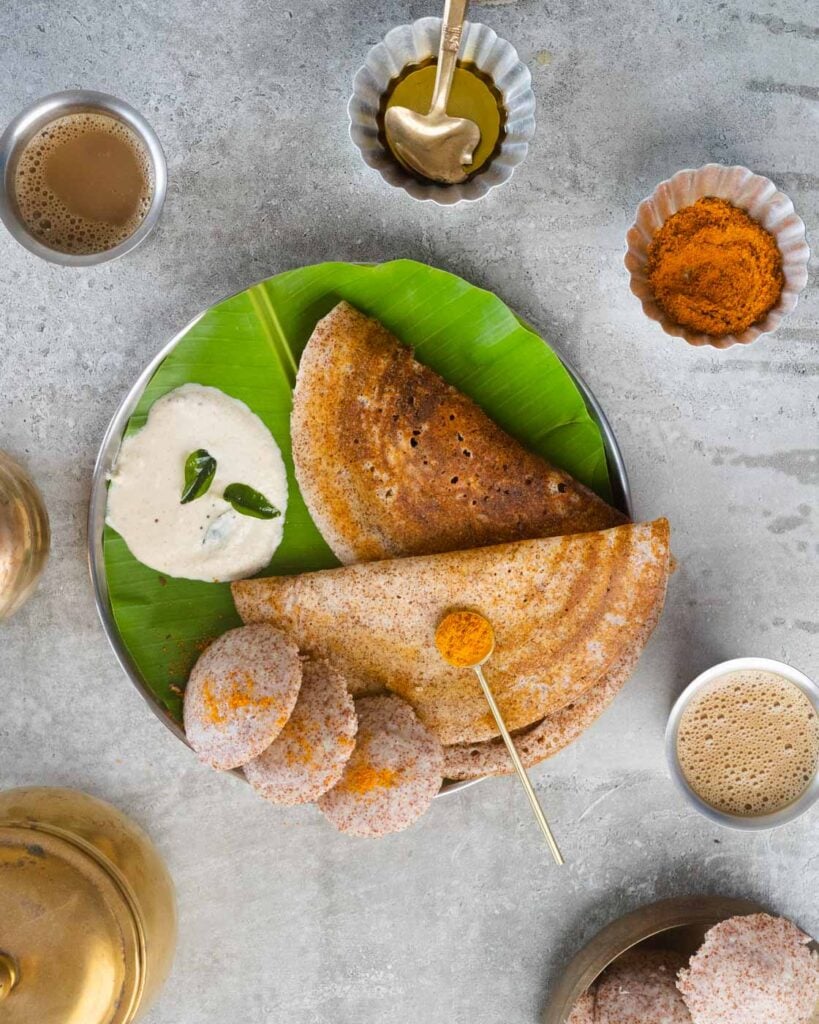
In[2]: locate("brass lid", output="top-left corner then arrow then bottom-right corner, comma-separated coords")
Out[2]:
0,824 -> 144,1024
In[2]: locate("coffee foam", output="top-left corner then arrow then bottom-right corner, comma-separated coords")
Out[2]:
13,112 -> 152,255
677,670 -> 819,816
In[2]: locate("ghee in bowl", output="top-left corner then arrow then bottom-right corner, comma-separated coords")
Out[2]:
378,58 -> 505,180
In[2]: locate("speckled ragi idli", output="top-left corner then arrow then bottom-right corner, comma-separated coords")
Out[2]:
318,694 -> 444,838
677,914 -> 819,1024
565,988 -> 596,1023
183,624 -> 302,770
596,948 -> 691,1024
244,658 -> 357,805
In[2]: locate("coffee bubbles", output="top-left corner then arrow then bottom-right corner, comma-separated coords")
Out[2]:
676,670 -> 819,817
13,111 -> 152,256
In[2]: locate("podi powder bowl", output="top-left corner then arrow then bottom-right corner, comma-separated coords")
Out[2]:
665,657 -> 819,831
624,164 -> 810,349
0,90 -> 166,266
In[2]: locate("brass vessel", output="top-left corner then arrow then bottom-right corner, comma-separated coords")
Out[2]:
542,895 -> 819,1023
0,451 -> 50,620
0,787 -> 176,1024
542,896 -> 759,1023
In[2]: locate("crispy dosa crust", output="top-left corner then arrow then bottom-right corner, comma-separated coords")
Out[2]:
442,639 -> 646,780
232,519 -> 671,746
291,302 -> 627,564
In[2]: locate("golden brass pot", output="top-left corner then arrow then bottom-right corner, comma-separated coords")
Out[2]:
0,787 -> 176,1024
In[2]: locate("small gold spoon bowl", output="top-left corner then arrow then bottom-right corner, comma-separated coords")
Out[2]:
384,0 -> 481,185
348,17 -> 536,205
435,610 -> 564,864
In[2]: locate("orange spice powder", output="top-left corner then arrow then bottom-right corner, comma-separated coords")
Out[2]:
202,670 -> 278,726
342,762 -> 397,795
646,196 -> 784,338
284,732 -> 317,768
435,610 -> 494,668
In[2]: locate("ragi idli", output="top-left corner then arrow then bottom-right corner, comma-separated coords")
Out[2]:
184,624 -> 302,770
318,695 -> 443,838
677,914 -> 819,1024
244,658 -> 357,805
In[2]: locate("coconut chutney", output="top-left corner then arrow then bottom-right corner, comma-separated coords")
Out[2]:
107,384 -> 288,582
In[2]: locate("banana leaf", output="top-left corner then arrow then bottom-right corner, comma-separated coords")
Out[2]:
103,260 -> 613,722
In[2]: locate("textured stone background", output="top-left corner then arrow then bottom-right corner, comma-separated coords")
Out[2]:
0,2 -> 816,1022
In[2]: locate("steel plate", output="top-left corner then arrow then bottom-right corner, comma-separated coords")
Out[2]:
88,279 -> 633,798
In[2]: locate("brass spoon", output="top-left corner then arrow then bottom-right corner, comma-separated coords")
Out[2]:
435,611 -> 565,864
384,0 -> 480,185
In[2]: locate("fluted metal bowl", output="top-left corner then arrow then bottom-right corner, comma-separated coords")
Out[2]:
625,164 -> 809,349
348,18 -> 536,205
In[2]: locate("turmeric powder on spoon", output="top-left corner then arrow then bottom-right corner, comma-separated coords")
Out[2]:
646,196 -> 784,338
435,610 -> 564,863
434,609 -> 495,668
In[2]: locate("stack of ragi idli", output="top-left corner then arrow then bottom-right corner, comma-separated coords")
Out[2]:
567,913 -> 819,1024
184,623 -> 443,838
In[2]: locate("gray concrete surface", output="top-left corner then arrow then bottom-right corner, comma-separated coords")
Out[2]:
0,1 -> 817,1022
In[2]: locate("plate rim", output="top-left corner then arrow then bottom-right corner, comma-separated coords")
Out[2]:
87,263 -> 633,799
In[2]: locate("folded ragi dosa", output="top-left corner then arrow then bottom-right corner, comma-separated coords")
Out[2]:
232,519 -> 671,746
291,302 -> 626,564
443,641 -> 645,780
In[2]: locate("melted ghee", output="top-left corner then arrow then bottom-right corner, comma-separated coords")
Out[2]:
378,59 -> 506,180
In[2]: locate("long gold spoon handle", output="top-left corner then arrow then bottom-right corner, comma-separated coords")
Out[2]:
429,0 -> 470,116
473,665 -> 565,865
